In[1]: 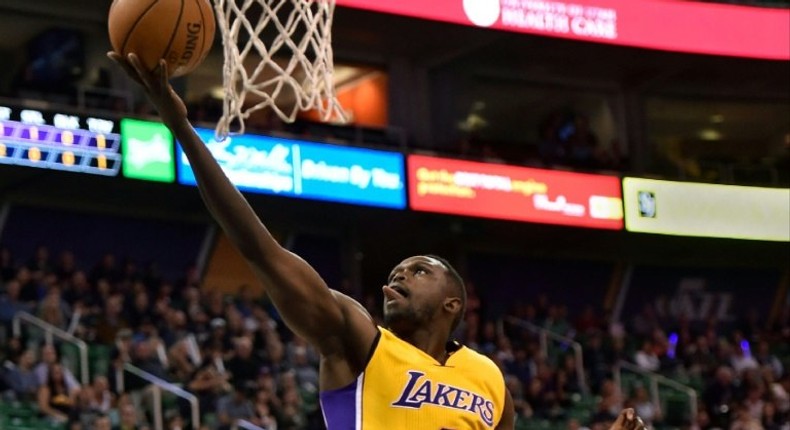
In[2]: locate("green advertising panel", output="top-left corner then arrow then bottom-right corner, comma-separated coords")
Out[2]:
121,118 -> 175,182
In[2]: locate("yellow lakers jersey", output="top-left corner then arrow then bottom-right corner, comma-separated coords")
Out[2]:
320,327 -> 506,429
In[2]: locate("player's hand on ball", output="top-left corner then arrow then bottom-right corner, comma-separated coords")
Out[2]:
609,408 -> 646,430
107,52 -> 188,124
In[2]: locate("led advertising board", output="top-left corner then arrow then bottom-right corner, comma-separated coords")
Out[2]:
177,129 -> 406,209
336,0 -> 790,60
408,154 -> 623,229
623,177 -> 790,241
121,118 -> 175,183
0,105 -> 121,176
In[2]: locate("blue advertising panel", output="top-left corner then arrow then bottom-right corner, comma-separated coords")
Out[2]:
177,129 -> 406,209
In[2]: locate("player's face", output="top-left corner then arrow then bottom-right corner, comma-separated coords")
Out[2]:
382,256 -> 449,332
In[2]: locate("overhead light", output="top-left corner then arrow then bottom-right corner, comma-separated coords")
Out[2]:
710,114 -> 724,123
698,128 -> 722,141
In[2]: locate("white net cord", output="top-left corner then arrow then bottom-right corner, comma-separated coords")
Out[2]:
213,0 -> 345,139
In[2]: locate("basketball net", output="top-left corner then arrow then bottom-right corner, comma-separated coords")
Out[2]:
213,0 -> 345,139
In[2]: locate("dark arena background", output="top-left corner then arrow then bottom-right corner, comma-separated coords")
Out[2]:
0,0 -> 788,429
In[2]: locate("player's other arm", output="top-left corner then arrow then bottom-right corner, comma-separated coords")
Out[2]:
108,53 -> 377,358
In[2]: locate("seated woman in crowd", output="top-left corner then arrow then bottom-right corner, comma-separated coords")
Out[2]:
37,362 -> 79,424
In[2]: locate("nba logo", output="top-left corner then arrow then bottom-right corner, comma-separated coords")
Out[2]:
638,191 -> 656,218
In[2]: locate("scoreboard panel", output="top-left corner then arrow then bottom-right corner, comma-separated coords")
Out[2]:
0,105 -> 121,176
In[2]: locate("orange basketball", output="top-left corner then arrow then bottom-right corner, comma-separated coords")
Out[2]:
108,0 -> 215,78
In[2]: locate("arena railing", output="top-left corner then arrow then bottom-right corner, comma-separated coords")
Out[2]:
235,419 -> 266,430
614,360 -> 697,425
123,362 -> 200,430
504,316 -> 589,396
12,311 -> 89,385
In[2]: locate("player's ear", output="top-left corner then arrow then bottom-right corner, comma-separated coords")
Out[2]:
443,297 -> 462,316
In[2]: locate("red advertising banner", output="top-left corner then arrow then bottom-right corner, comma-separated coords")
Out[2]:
408,155 -> 623,229
336,0 -> 790,60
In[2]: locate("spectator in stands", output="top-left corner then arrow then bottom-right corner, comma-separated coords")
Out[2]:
631,304 -> 659,339
0,279 -> 34,328
177,286 -> 205,331
128,338 -> 168,388
216,379 -> 256,430
761,400 -> 784,430
167,338 -> 198,382
165,415 -> 185,430
582,330 -> 610,392
505,345 -> 534,388
27,244 -> 52,277
561,354 -> 583,395
226,335 -> 265,384
476,320 -> 499,356
685,335 -> 719,379
38,362 -> 78,424
0,247 -> 17,281
95,294 -> 130,344
729,403 -> 763,430
731,340 -> 760,375
63,270 -> 95,310
205,291 -> 227,321
754,340 -> 784,379
290,342 -> 319,395
743,384 -> 766,422
234,284 -> 258,318
769,374 -> 790,419
278,370 -> 307,429
525,377 -> 550,418
94,413 -> 112,430
36,286 -> 72,333
634,339 -> 661,372
90,375 -> 114,413
90,252 -> 121,286
160,308 -> 190,347
54,250 -> 77,283
3,347 -> 39,401
598,379 -> 623,419
251,395 -> 279,430
575,304 -> 602,335
115,402 -> 148,430
126,288 -> 153,330
627,385 -> 662,427
16,266 -> 43,303
35,344 -> 80,394
73,384 -> 102,428
185,357 -> 230,419
704,366 -> 738,428
544,304 -> 571,336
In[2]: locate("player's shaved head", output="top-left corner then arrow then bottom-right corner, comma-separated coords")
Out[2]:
424,255 -> 466,333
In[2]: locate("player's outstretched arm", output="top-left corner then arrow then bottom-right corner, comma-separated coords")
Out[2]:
108,53 -> 377,360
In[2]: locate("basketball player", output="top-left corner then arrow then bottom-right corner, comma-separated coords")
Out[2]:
109,53 -> 645,430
